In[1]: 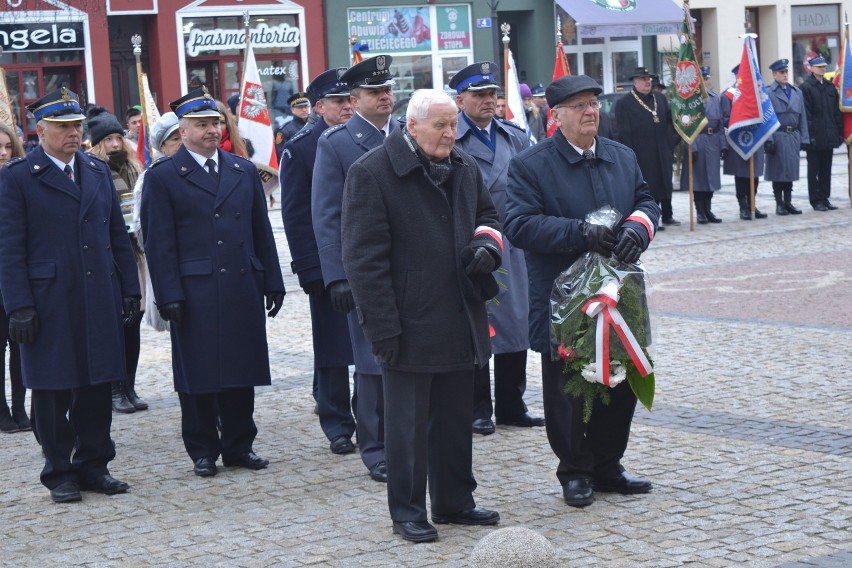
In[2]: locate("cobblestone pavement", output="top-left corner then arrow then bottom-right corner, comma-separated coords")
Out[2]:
1,152 -> 851,567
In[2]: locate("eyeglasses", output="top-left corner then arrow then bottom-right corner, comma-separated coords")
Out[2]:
556,99 -> 602,112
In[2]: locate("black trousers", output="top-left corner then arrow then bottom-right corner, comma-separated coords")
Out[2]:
178,388 -> 257,461
354,372 -> 384,470
805,148 -> 833,206
734,176 -> 759,200
123,312 -> 142,377
383,367 -> 476,522
473,350 -> 529,421
315,365 -> 356,442
658,198 -> 674,220
541,354 -> 637,486
32,383 -> 115,489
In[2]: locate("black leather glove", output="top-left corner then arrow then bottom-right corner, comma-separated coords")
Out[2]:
328,280 -> 354,313
764,140 -> 776,155
372,335 -> 400,366
9,307 -> 38,344
265,291 -> 285,318
581,222 -> 617,257
158,302 -> 185,325
122,296 -> 141,327
302,280 -> 325,296
613,227 -> 643,264
463,247 -> 496,275
720,148 -> 728,159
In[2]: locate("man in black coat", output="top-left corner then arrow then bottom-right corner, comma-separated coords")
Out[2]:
505,75 -> 659,508
342,89 -> 502,543
279,69 -> 362,467
141,86 -> 285,478
800,56 -> 843,211
0,88 -> 141,503
615,67 -> 678,228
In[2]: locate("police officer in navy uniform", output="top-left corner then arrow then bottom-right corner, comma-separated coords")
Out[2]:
0,88 -> 140,503
279,69 -> 365,469
765,58 -> 808,216
276,92 -> 311,152
141,86 -> 285,478
449,62 -> 544,436
311,55 -> 397,482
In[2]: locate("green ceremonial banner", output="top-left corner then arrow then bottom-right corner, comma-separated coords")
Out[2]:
671,6 -> 707,144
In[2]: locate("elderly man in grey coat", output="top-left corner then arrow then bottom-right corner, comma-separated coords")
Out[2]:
341,89 -> 502,544
765,58 -> 808,216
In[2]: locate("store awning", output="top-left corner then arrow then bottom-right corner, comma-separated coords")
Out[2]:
555,0 -> 683,39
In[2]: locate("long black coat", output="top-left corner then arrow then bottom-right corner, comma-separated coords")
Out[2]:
614,89 -> 674,201
504,131 -> 659,353
141,146 -> 285,394
341,128 -> 502,373
279,117 -> 353,368
0,148 -> 140,389
801,74 -> 843,150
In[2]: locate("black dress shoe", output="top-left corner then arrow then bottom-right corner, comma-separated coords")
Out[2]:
223,451 -> 269,470
496,412 -> 544,427
706,210 -> 723,223
813,203 -> 829,211
50,481 -> 82,503
330,435 -> 356,454
696,212 -> 709,224
825,200 -> 838,210
593,470 -> 652,494
563,478 -> 594,507
432,506 -> 500,526
368,461 -> 388,482
785,203 -> 802,215
754,208 -> 768,219
193,457 -> 218,477
471,418 -> 495,435
776,204 -> 789,216
80,474 -> 130,495
662,217 -> 681,226
392,521 -> 438,543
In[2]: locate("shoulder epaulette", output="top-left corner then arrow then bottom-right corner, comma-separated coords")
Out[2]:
323,124 -> 346,138
290,127 -> 312,144
85,153 -> 107,165
498,117 -> 526,132
150,156 -> 172,167
5,156 -> 26,168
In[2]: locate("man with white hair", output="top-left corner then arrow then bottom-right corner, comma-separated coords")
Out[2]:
342,89 -> 502,543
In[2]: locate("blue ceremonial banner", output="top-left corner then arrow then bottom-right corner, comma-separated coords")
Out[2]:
837,25 -> 852,111
725,34 -> 779,160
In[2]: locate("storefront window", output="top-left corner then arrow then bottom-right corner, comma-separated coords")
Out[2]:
612,51 -> 639,85
791,4 -> 840,85
347,4 -> 473,101
180,13 -> 302,126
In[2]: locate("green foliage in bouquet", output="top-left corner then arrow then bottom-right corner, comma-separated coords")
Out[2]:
551,255 -> 655,423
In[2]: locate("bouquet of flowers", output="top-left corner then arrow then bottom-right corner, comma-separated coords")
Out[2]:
550,207 -> 655,423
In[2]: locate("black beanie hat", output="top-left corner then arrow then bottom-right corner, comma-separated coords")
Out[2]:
87,106 -> 125,148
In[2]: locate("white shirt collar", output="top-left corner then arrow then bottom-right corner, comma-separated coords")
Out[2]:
45,152 -> 75,174
186,147 -> 218,170
568,139 -> 597,157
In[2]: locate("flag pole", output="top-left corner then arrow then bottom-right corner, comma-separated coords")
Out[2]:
688,145 -> 695,231
501,22 -> 510,96
242,11 -> 251,88
847,14 -> 851,205
749,156 -> 755,214
131,35 -> 153,160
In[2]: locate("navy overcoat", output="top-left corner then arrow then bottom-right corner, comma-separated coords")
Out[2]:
140,146 -> 285,394
279,117 -> 353,367
0,147 -> 140,389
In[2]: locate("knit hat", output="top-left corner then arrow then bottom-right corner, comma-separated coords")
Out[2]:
150,112 -> 180,151
519,83 -> 533,98
87,106 -> 125,147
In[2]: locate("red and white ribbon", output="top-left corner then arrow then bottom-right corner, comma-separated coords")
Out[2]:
581,279 -> 653,387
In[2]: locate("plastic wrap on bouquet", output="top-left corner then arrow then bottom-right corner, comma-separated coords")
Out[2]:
550,207 -> 655,422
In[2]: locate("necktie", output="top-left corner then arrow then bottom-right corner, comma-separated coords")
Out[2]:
582,150 -> 595,168
64,164 -> 73,182
205,158 -> 218,182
